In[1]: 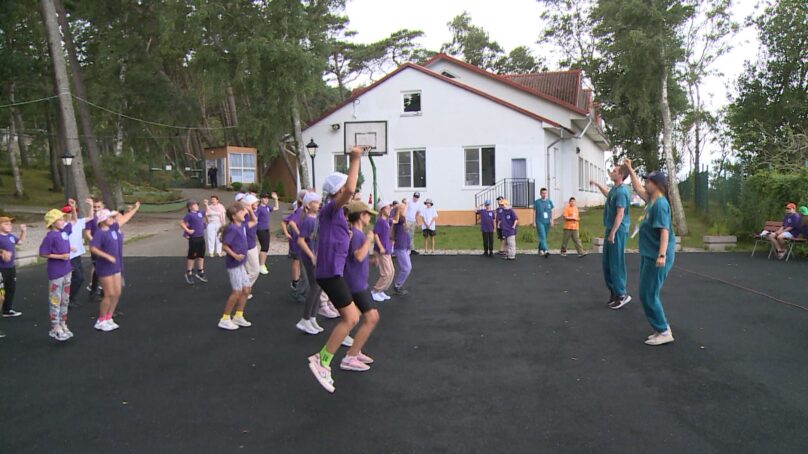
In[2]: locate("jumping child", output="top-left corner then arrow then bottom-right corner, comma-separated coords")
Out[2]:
84,198 -> 104,302
307,146 -> 363,393
340,200 -> 381,372
371,201 -> 394,302
495,196 -> 506,255
218,202 -> 253,330
295,192 -> 324,335
591,165 -> 632,309
241,195 -> 261,299
282,190 -> 308,296
498,200 -> 519,260
476,200 -> 496,257
181,200 -> 208,285
204,196 -> 226,257
392,198 -> 412,295
257,192 -> 279,275
0,215 -> 26,318
624,159 -> 676,345
38,209 -> 74,341
65,198 -> 94,308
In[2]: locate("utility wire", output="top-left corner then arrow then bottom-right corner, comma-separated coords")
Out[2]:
0,95 -> 59,109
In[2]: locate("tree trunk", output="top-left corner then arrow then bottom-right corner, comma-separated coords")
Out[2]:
46,111 -> 63,191
225,85 -> 242,146
278,141 -> 298,187
291,100 -> 311,189
692,84 -> 702,206
7,113 -> 25,197
660,70 -> 689,236
54,0 -> 118,209
40,0 -> 91,211
8,82 -> 30,168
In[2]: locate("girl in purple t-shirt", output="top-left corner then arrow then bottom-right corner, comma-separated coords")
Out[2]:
307,146 -> 363,394
294,192 -> 324,335
282,190 -> 308,294
38,209 -> 74,341
218,202 -> 253,331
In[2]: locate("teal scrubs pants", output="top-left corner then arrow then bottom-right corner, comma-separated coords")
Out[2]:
639,255 -> 674,333
536,223 -> 550,251
601,228 -> 627,297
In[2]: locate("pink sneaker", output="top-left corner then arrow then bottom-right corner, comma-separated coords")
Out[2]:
340,355 -> 371,372
308,359 -> 335,393
356,352 -> 374,364
318,300 -> 340,319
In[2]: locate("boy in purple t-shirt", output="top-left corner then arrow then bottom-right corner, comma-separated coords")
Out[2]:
371,201 -> 394,302
476,200 -> 496,257
0,215 -> 27,318
180,200 -> 208,285
498,200 -> 519,260
217,202 -> 252,331
307,146 -> 363,394
340,200 -> 380,372
770,202 -> 802,260
39,209 -> 74,341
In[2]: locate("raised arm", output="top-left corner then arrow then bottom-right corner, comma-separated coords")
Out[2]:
245,205 -> 258,228
591,180 -> 609,198
334,147 -> 363,207
623,159 -> 647,202
118,201 -> 141,227
271,192 -> 280,211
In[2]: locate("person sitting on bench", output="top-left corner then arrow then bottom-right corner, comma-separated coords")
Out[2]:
769,203 -> 801,260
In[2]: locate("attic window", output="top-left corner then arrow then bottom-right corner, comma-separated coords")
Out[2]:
441,71 -> 456,79
402,91 -> 422,115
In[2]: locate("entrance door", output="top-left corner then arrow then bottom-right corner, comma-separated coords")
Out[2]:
511,159 -> 528,207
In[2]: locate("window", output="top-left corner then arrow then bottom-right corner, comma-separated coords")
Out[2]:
578,157 -> 584,190
441,71 -> 456,79
397,149 -> 426,188
333,154 -> 348,172
402,91 -> 422,114
464,146 -> 496,186
229,152 -> 256,184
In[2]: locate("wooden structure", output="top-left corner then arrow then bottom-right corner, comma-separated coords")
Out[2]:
203,146 -> 258,187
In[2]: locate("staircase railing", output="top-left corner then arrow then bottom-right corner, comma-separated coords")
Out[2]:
474,178 -> 535,210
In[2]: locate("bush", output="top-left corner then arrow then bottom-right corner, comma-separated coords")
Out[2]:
731,169 -> 808,234
274,181 -> 285,199
248,183 -> 260,193
519,228 -> 537,243
231,182 -> 243,192
261,179 -> 274,194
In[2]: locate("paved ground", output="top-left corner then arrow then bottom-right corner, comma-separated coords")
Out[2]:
1,253 -> 806,453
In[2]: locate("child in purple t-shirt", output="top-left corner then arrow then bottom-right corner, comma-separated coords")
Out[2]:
391,199 -> 412,294
371,201 -> 394,302
340,201 -> 381,372
282,191 -> 308,294
180,200 -> 208,285
476,200 -> 496,257
307,146 -> 363,394
294,191 -> 324,335
256,191 -> 279,275
218,202 -> 253,331
498,200 -> 519,260
38,209 -> 74,341
0,214 -> 26,318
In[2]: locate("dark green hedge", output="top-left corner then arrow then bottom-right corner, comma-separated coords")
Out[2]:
731,169 -> 808,233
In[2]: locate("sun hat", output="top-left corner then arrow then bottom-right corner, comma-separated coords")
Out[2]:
322,172 -> 348,195
785,202 -> 797,210
0,216 -> 14,223
644,171 -> 668,188
303,192 -> 322,206
44,209 -> 66,228
95,209 -> 119,224
424,198 -> 433,205
799,206 -> 808,216
234,193 -> 246,202
347,200 -> 378,216
243,194 -> 259,205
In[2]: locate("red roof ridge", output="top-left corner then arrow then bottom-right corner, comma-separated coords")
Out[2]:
303,62 -> 572,133
503,68 -> 583,77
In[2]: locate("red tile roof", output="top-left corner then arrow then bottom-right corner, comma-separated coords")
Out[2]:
303,63 -> 572,132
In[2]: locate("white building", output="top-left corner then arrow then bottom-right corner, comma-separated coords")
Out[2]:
303,54 -> 610,225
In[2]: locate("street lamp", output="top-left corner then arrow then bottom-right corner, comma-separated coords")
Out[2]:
61,151 -> 74,201
306,138 -> 319,188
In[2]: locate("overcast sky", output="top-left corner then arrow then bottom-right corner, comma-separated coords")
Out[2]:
342,0 -> 763,166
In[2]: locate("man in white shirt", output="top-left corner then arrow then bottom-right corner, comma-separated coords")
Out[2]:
405,191 -> 423,254
65,198 -> 94,308
419,198 -> 438,254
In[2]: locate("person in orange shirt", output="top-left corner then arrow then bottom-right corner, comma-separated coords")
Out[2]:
560,197 -> 587,257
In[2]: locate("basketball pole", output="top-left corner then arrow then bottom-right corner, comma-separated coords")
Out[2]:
369,155 -> 378,208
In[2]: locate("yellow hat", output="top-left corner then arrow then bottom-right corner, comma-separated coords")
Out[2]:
347,200 -> 378,216
0,216 -> 15,223
44,209 -> 66,228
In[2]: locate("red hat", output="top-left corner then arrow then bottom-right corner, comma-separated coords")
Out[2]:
61,205 -> 73,213
785,202 -> 797,210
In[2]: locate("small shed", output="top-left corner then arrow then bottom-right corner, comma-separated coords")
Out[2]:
203,146 -> 258,187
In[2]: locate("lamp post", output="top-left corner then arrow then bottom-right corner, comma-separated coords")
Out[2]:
306,138 -> 319,188
61,151 -> 74,202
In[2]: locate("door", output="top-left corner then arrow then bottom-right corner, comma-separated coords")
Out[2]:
511,159 -> 528,207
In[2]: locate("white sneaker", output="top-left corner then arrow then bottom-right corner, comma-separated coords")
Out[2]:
247,294 -> 254,300
371,292 -> 385,302
381,292 -> 392,301
259,265 -> 269,275
218,318 -> 240,330
296,318 -> 319,335
341,335 -> 354,347
232,315 -> 252,327
309,318 -> 324,332
94,319 -> 105,330
100,320 -> 118,332
645,329 -> 675,346
61,324 -> 74,339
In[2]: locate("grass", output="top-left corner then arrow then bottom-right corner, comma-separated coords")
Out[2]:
430,205 -> 713,251
0,165 -> 68,208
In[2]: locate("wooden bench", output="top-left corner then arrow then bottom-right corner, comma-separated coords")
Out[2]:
752,220 -> 807,262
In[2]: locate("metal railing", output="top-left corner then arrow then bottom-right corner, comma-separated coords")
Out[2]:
474,178 -> 535,209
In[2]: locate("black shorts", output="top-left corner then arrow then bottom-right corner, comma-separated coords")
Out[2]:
316,276 -> 353,309
187,237 -> 205,259
422,229 -> 436,237
257,229 -> 270,252
352,289 -> 377,313
496,228 -> 503,240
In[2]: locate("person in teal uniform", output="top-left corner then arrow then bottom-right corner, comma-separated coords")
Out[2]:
624,159 -> 675,346
533,188 -> 554,258
591,164 -> 632,310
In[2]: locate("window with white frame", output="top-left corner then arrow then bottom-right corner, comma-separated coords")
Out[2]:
333,154 -> 348,172
397,149 -> 426,188
229,152 -> 256,184
464,146 -> 496,186
578,157 -> 584,190
402,91 -> 422,115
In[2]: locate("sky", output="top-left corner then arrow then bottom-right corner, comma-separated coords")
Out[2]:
342,0 -> 763,167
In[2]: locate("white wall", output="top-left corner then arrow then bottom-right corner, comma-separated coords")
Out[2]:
304,67 -> 550,211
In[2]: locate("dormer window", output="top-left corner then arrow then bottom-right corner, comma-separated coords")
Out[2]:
441,71 -> 456,79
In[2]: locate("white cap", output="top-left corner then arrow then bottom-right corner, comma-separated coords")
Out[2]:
235,193 -> 246,202
297,190 -> 308,202
303,192 -> 322,205
379,200 -> 392,209
242,194 -> 258,205
322,172 -> 348,195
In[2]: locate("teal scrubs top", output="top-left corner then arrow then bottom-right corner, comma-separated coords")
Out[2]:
534,198 -> 554,224
604,184 -> 631,232
639,196 -> 676,259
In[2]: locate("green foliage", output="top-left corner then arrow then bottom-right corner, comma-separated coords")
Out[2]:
730,169 -> 808,234
247,183 -> 260,194
231,182 -> 243,192
273,181 -> 286,199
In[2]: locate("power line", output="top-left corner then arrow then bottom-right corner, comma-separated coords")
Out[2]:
0,95 -> 59,109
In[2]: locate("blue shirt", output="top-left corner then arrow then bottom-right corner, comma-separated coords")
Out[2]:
256,204 -> 273,230
477,209 -> 496,233
499,209 -> 518,237
783,213 -> 801,232
344,227 -> 370,293
315,200 -> 350,279
297,213 -> 318,252
0,233 -> 19,269
533,198 -> 554,225
604,184 -> 631,232
639,197 -> 676,260
182,211 -> 205,239
222,222 -> 248,268
374,217 -> 391,254
39,224 -> 72,280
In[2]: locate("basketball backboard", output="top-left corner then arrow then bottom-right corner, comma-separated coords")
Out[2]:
344,121 -> 387,156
